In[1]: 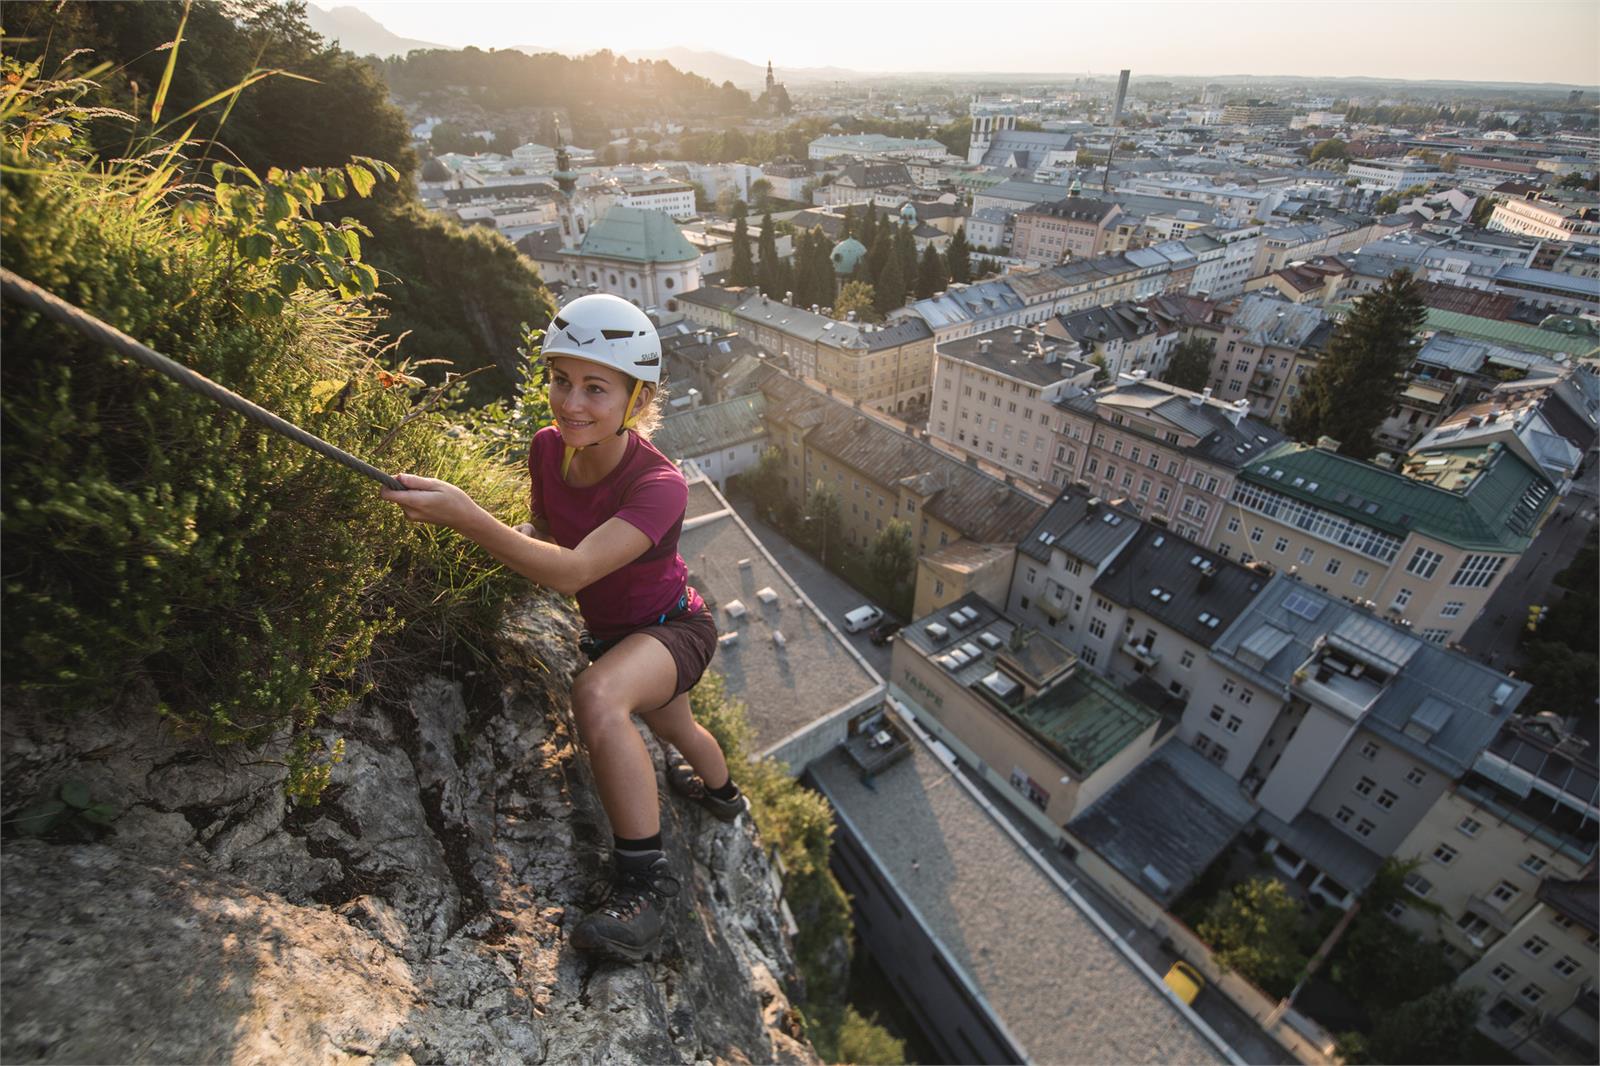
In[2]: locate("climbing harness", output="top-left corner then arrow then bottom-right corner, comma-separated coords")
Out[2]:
0,268 -> 406,492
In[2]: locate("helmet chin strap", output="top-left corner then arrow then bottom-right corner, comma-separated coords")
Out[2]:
560,379 -> 646,482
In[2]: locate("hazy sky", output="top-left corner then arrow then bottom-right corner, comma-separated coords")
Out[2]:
324,0 -> 1600,86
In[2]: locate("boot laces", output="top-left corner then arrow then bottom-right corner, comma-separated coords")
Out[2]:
599,863 -> 680,921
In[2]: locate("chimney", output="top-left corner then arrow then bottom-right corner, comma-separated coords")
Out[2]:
1193,385 -> 1213,407
783,291 -> 794,306
1225,398 -> 1249,426
979,338 -> 993,354
687,387 -> 701,409
846,310 -> 857,323
1086,496 -> 1101,513
811,304 -> 820,313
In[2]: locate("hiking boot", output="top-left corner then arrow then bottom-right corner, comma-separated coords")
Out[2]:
663,745 -> 748,823
571,850 -> 680,962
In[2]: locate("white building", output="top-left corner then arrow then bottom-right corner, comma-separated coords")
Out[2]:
1346,157 -> 1450,191
619,181 -> 697,220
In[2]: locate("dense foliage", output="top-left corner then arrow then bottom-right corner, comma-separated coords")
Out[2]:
1195,876 -> 1307,997
1285,269 -> 1427,460
4,0 -> 553,405
1518,528 -> 1599,717
1,52 -> 530,799
1160,336 -> 1215,391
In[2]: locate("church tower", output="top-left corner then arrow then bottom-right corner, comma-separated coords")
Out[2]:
766,60 -> 775,94
553,120 -> 586,246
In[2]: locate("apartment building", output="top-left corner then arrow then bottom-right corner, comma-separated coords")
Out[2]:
1011,197 -> 1123,265
1489,194 -> 1600,246
1386,715 -> 1596,973
1405,393 -> 1584,494
1206,293 -> 1333,425
758,372 -> 1047,616
1221,101 -> 1293,126
1196,576 -> 1527,907
1346,156 -> 1450,191
928,326 -> 1097,489
679,288 -> 934,415
1243,256 -> 1352,306
618,180 -> 696,219
1213,439 -> 1556,642
889,593 -> 1164,831
1049,375 -> 1287,542
1044,296 -> 1210,382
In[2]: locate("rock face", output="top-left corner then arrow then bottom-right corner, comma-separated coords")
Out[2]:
1,599 -> 819,1065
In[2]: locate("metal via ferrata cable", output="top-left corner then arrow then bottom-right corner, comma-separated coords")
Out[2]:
0,268 -> 406,492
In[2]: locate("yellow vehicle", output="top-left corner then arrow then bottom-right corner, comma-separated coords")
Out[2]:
1163,960 -> 1205,1005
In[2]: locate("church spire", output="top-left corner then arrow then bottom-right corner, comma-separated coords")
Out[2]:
553,119 -> 576,199
765,59 -> 775,93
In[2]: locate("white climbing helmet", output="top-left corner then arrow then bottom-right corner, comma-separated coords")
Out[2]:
541,293 -> 662,385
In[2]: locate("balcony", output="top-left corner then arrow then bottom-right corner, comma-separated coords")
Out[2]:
1462,893 -> 1517,935
839,708 -> 912,780
1290,656 -> 1385,722
1120,639 -> 1161,670
1248,371 -> 1279,395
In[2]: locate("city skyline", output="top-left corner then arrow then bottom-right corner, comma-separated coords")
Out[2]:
321,0 -> 1600,88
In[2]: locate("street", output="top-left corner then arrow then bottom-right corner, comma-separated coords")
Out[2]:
1457,466 -> 1599,669
724,491 -> 1295,1064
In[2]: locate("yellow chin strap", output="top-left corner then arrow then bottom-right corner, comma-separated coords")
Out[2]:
559,378 -> 646,482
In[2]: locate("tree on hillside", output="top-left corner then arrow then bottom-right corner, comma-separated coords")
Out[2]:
1161,337 -> 1215,391
1285,269 -> 1426,460
947,226 -> 972,284
730,214 -> 755,286
1310,138 -> 1350,162
916,243 -> 947,299
834,281 -> 879,324
1374,192 -> 1401,214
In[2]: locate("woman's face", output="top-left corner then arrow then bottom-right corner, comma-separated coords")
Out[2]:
547,356 -> 636,446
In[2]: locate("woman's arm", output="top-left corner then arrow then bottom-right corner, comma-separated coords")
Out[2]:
381,474 -> 649,596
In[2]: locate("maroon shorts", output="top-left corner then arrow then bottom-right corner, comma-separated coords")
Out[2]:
581,602 -> 718,698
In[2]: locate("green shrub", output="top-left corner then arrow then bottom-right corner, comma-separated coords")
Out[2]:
1,57 -> 531,798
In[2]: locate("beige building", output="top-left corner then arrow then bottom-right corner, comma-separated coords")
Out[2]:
1206,293 -> 1332,425
928,325 -> 1098,491
1012,196 -> 1123,265
757,371 -> 1047,617
1049,375 -> 1287,543
888,593 -> 1164,832
1489,194 -> 1600,246
1214,440 -> 1558,643
680,287 -> 934,417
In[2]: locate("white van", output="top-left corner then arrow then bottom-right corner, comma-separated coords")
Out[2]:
842,604 -> 884,633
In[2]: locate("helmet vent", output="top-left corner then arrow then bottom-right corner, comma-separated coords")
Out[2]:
601,328 -> 636,340
553,315 -> 570,330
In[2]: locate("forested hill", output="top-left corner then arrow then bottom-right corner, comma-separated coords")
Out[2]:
376,46 -> 753,119
1,0 -> 553,402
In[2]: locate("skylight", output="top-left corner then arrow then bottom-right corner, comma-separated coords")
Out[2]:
1282,589 -> 1325,621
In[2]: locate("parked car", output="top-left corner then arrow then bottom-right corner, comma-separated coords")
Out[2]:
868,621 -> 902,645
842,604 -> 884,633
1163,960 -> 1205,1005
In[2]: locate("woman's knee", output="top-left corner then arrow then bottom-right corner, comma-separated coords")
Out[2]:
570,669 -> 627,739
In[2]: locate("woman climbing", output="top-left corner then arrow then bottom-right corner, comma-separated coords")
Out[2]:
380,293 -> 744,962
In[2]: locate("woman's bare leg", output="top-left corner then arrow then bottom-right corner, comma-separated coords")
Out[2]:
641,693 -> 731,788
567,634 -> 680,839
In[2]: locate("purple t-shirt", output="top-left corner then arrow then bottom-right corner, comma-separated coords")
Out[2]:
528,425 -> 691,640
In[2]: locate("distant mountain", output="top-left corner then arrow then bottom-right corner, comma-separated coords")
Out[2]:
619,47 -> 864,89
305,4 -> 443,57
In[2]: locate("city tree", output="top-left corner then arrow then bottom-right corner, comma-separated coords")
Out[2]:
946,226 -> 972,283
834,281 -> 879,323
1196,877 -> 1307,997
749,177 -> 774,211
730,214 -> 755,286
1160,336 -> 1215,391
873,248 -> 906,315
869,519 -> 916,602
804,481 -> 843,566
1285,269 -> 1426,460
915,243 -> 947,299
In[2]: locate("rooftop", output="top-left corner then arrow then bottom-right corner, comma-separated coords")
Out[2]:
1060,379 -> 1287,471
1018,492 -> 1140,568
936,326 -> 1095,386
1212,575 -> 1528,779
1240,440 -> 1556,554
809,736 -> 1226,1064
677,475 -> 881,755
1093,525 -> 1266,648
653,392 -> 768,460
1070,742 -> 1257,905
569,204 -> 699,264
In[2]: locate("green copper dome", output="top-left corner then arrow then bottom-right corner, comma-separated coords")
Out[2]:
831,236 -> 867,275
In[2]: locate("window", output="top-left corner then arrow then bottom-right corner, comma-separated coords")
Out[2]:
1490,881 -> 1520,907
1249,526 -> 1264,543
1194,734 -> 1211,754
1553,956 -> 1580,978
1209,705 -> 1225,723
1385,900 -> 1409,920
1405,767 -> 1426,786
1376,789 -> 1398,810
1221,678 -> 1237,696
1088,617 -> 1107,639
1353,568 -> 1371,588
1392,588 -> 1413,610
1406,546 -> 1444,579
1180,650 -> 1195,668
1334,805 -> 1354,825
1450,554 -> 1505,589
1421,628 -> 1450,643
1158,486 -> 1171,504
1081,647 -> 1097,666
1325,558 -> 1341,576
1440,601 -> 1464,618
1354,776 -> 1376,797
1458,816 -> 1483,837
1298,547 -> 1315,565
1227,516 -> 1241,533
1355,818 -> 1375,838
1405,873 -> 1434,898
1238,688 -> 1253,705
1433,843 -> 1458,865
1520,855 -> 1547,876
1207,742 -> 1229,766
1520,983 -> 1546,1006
1225,714 -> 1242,734
1274,536 -> 1290,553
1360,740 -> 1380,759
1522,935 -> 1549,958
1490,963 -> 1516,985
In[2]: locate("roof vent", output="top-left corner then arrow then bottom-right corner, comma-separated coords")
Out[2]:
756,587 -> 779,605
724,599 -> 747,620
